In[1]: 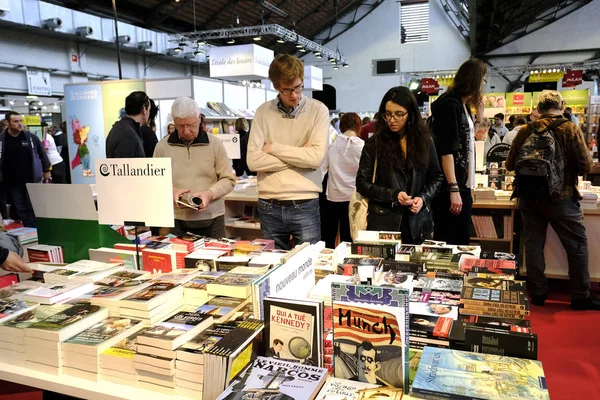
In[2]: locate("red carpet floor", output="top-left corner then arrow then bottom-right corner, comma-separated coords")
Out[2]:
529,282 -> 600,400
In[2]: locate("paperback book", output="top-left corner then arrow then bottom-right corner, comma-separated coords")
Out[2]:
119,282 -> 184,311
137,311 -> 213,350
409,301 -> 459,320
410,290 -> 461,306
314,377 -> 380,400
23,281 -> 95,304
62,317 -> 143,355
411,347 -> 550,400
413,277 -> 463,293
176,322 -> 238,364
461,286 -> 529,310
0,304 -> 72,340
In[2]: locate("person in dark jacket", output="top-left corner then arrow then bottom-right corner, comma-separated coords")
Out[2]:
106,91 -> 150,158
431,58 -> 487,245
140,99 -> 159,157
356,87 -> 443,244
0,111 -> 51,227
232,118 -> 256,177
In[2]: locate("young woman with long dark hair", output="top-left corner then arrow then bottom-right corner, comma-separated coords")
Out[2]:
356,87 -> 443,244
430,58 -> 487,245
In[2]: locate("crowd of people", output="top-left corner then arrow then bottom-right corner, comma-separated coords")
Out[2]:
0,55 -> 598,310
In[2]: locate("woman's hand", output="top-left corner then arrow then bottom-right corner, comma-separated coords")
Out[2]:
449,192 -> 462,215
397,192 -> 413,206
410,197 -> 423,214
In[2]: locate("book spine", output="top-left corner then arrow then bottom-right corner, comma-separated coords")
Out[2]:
460,298 -> 527,310
460,304 -> 530,315
465,328 -> 538,360
412,387 -> 480,400
459,309 -> 526,319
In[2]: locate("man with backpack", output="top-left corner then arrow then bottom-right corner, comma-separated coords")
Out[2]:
506,90 -> 598,310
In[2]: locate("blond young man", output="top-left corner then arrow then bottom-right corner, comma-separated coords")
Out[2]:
247,54 -> 329,249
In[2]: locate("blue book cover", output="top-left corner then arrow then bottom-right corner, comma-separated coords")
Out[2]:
412,347 -> 550,400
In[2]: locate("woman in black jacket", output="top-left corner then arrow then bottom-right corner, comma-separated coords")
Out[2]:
356,86 -> 444,244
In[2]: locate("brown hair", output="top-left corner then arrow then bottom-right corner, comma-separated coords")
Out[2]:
340,112 -> 362,135
447,58 -> 487,108
235,118 -> 249,132
268,54 -> 304,88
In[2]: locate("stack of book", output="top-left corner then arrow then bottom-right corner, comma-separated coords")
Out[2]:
0,304 -> 71,367
118,282 -> 184,325
61,317 -> 143,381
26,245 -> 64,263
203,320 -> 264,400
99,328 -> 147,387
0,280 -> 42,323
207,266 -> 267,299
141,248 -> 187,274
169,233 -> 205,253
183,271 -> 224,306
23,303 -> 108,375
185,249 -> 229,270
134,311 -> 213,395
89,270 -> 152,316
174,322 -> 237,397
460,278 -> 530,319
23,281 -> 95,305
460,257 -> 518,278
7,227 -> 37,244
43,260 -> 123,284
89,247 -> 142,270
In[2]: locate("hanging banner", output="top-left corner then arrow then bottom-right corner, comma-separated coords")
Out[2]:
26,68 -> 52,96
304,65 -> 323,91
529,71 -> 564,83
561,89 -> 589,114
429,95 -> 440,104
483,92 -> 506,118
421,78 -> 439,95
22,116 -> 41,126
562,70 -> 583,88
209,44 -> 274,80
65,84 -> 106,185
438,77 -> 454,87
101,80 -> 145,138
505,92 -> 532,114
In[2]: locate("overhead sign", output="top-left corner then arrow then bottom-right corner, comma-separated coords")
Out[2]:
505,92 -> 532,114
529,71 -> 564,83
22,116 -> 41,126
421,78 -> 439,95
209,44 -> 274,80
562,70 -> 583,88
304,66 -> 323,91
26,68 -> 52,96
561,89 -> 589,114
219,133 -> 241,160
438,77 -> 454,87
95,158 -> 174,227
483,92 -> 506,118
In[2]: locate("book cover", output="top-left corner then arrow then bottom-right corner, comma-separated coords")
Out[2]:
351,242 -> 398,260
196,297 -> 247,320
412,347 -> 550,400
152,269 -> 201,285
408,314 -> 454,339
184,272 -> 226,291
380,260 -> 424,274
263,298 -> 321,366
460,258 -> 517,274
314,377 -> 380,400
0,280 -> 47,300
23,282 -> 94,303
65,317 -> 142,346
139,312 -> 211,342
28,303 -> 105,331
0,304 -> 71,330
461,286 -> 529,310
480,251 -> 516,261
465,325 -> 538,360
458,314 -> 531,329
413,277 -> 463,293
101,328 -> 147,360
217,356 -> 328,400
332,300 -> 408,390
463,277 -> 526,291
177,323 -> 237,356
0,298 -> 38,322
122,282 -> 179,302
410,290 -> 461,306
95,270 -> 150,287
409,302 -> 459,320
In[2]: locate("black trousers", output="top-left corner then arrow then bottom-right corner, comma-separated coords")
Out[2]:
321,200 -> 351,249
432,188 -> 473,245
50,161 -> 66,184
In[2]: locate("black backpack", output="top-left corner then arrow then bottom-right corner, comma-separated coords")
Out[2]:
514,118 -> 569,198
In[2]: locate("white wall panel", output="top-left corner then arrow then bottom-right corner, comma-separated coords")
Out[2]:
224,83 -> 247,110
193,78 -> 223,107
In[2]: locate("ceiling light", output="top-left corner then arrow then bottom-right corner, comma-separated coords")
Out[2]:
236,15 -> 240,24
328,56 -> 335,62
296,43 -> 303,48
343,63 -> 349,68
277,38 -> 285,44
333,65 -> 339,70
206,55 -> 210,59
32,106 -> 38,110
167,48 -> 181,56
409,81 -> 420,90
38,101 -> 43,106
194,49 -> 204,56
53,104 -> 58,109
242,80 -> 248,85
197,40 -> 206,45
24,101 -> 29,106
313,51 -> 321,56
42,106 -> 47,110
253,36 -> 262,41
8,100 -> 14,106
299,47 -> 307,52
542,69 -> 547,73
174,46 -> 183,53
175,0 -> 180,2
227,38 -> 236,44
315,54 -> 322,59
533,70 -> 539,74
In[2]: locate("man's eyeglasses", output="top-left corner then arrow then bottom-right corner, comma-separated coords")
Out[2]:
279,84 -> 304,96
383,111 -> 408,121
175,122 -> 200,132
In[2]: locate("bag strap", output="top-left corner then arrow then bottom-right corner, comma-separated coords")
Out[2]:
372,156 -> 378,184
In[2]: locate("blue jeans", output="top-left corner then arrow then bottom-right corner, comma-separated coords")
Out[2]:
519,196 -> 590,300
258,198 -> 321,250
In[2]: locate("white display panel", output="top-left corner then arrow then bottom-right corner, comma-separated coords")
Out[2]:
193,78 -> 223,108
248,87 -> 266,110
145,78 -> 191,100
266,90 -> 278,101
224,83 -> 248,110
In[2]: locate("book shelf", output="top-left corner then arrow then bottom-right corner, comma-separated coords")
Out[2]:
224,191 -> 261,240
471,200 -> 517,253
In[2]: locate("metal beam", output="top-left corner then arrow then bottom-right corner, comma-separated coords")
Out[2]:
145,0 -> 195,29
313,0 -> 385,45
487,47 -> 600,58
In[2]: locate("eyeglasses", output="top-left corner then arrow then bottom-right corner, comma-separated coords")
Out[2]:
383,111 -> 408,121
175,122 -> 200,132
483,78 -> 488,84
279,84 -> 304,96
359,355 -> 375,363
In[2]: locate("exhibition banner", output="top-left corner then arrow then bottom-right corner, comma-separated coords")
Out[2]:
561,89 -> 589,114
65,84 -> 105,184
483,92 -> 506,118
505,92 -> 532,114
421,78 -> 439,95
529,71 -> 564,83
209,44 -> 274,80
562,70 -> 583,87
101,80 -> 145,138
304,65 -> 323,91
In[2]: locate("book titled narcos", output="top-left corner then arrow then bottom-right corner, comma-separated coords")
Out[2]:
137,312 -> 213,350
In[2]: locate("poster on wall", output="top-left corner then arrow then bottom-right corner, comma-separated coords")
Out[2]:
65,84 -> 106,184
505,92 -> 532,115
560,89 -> 589,114
101,80 -> 145,138
482,92 -> 506,118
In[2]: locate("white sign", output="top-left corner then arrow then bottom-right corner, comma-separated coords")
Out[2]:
209,44 -> 274,80
26,68 -> 52,96
219,133 -> 241,160
95,158 -> 174,227
303,66 -> 323,91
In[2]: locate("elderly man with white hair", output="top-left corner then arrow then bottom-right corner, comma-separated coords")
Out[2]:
153,97 -> 235,238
